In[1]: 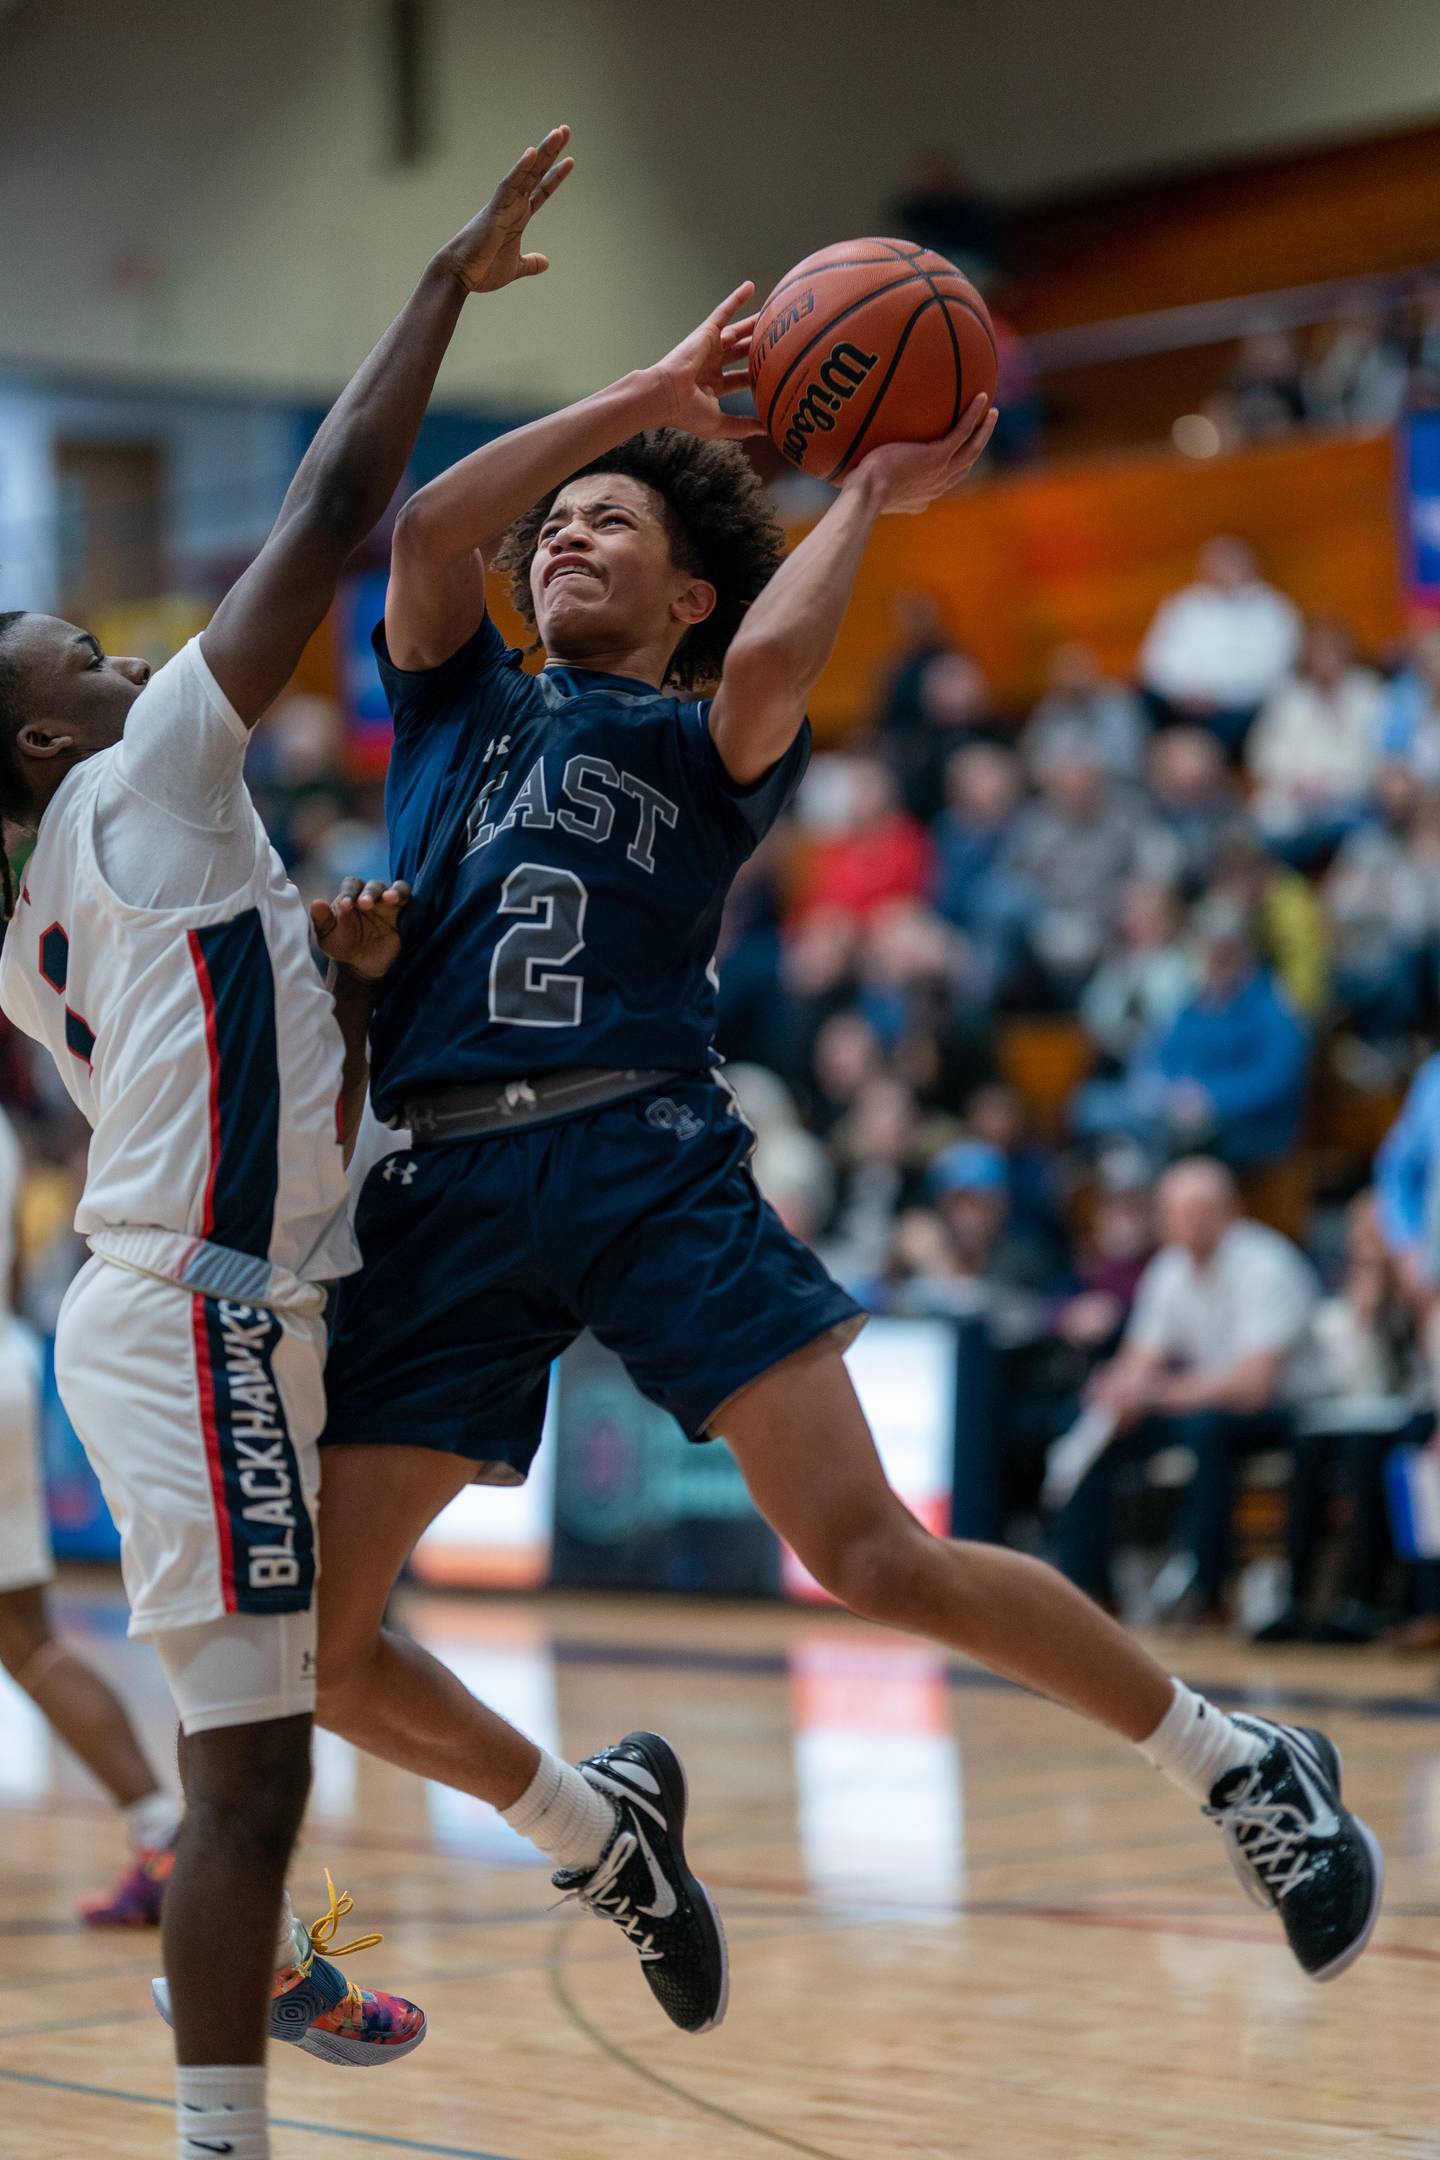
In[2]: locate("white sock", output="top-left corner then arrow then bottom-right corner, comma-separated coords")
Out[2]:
501,1749 -> 618,1870
125,1789 -> 183,1855
275,1888 -> 298,1968
1137,1678 -> 1268,1804
176,2064 -> 268,2160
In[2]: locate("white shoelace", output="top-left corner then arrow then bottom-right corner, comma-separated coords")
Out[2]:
1207,1770 -> 1318,1907
553,1831 -> 663,1962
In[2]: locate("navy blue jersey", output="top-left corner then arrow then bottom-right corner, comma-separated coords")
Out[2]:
367,615 -> 810,1118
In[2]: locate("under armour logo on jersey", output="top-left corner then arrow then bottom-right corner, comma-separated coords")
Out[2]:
382,1156 -> 418,1185
645,1098 -> 703,1143
464,766 -> 511,854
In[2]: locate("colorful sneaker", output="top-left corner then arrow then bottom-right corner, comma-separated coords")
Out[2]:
553,1731 -> 728,2035
79,1844 -> 175,1928
152,1871 -> 427,2067
1206,1717 -> 1385,1982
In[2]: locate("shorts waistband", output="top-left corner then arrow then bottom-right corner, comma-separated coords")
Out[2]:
87,1230 -> 326,1318
396,1068 -> 680,1145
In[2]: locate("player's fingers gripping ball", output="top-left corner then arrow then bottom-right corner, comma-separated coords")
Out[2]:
749,239 -> 997,483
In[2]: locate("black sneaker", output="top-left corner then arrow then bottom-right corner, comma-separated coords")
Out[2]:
1205,1717 -> 1384,1982
553,1731 -> 728,2034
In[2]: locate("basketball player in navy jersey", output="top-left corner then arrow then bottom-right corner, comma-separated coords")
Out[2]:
315,287 -> 1383,2013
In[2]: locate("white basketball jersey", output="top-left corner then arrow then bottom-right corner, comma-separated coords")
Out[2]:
0,640 -> 359,1301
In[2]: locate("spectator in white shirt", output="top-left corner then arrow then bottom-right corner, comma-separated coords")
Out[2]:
1053,1157 -> 1320,1618
1246,619 -> 1385,864
1138,537 -> 1302,760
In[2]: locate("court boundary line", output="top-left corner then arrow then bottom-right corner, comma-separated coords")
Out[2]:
547,1917 -> 850,2160
0,2066 -> 521,2159
545,1633 -> 1440,1722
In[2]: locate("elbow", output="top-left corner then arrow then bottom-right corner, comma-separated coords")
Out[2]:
387,489 -> 472,584
723,629 -> 807,705
392,489 -> 439,552
289,469 -> 373,553
391,486 -> 464,565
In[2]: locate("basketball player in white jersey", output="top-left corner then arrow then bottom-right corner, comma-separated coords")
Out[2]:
0,132 -> 578,2160
0,1100 -> 189,1922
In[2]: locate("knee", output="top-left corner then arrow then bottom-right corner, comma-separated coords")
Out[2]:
313,1626 -> 377,1736
0,1593 -> 51,1679
182,1717 -> 312,1866
808,1515 -> 937,1628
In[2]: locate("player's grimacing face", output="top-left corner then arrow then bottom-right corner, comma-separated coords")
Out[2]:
8,614 -> 150,754
530,474 -> 703,659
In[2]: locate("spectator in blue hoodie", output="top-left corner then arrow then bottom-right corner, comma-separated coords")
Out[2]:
929,742 -> 1031,999
1073,898 -> 1310,1170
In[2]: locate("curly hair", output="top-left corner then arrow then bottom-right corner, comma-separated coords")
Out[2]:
492,429 -> 786,693
0,611 -> 33,918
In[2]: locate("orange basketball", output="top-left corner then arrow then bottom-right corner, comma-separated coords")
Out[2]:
749,239 -> 997,484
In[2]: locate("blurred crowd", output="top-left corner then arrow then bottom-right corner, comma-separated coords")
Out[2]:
711,535 -> 1440,1644
1211,283 -> 1440,450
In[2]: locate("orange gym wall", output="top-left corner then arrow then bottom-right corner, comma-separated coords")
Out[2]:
792,430 -> 1405,740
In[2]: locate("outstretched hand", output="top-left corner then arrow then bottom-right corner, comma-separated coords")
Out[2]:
439,126 -> 575,295
845,395 -> 998,514
311,877 -> 412,982
651,283 -> 765,441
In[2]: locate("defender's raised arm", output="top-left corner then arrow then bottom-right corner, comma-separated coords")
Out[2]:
200,127 -> 574,727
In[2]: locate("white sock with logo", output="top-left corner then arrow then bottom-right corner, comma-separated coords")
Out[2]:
501,1749 -> 618,1871
176,2064 -> 268,2159
125,1789 -> 183,1855
1137,1678 -> 1268,1804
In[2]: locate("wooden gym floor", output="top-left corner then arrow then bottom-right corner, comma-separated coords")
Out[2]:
2,1576 -> 1437,2158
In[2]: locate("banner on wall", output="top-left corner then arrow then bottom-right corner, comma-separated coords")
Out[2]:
1403,412 -> 1440,608
337,568 -> 395,774
549,1334 -> 780,1597
547,1319 -> 961,1602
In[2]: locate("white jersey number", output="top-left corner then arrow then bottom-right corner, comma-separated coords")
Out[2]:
488,863 -> 588,1028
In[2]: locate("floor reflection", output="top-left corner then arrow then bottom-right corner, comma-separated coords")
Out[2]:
788,1632 -> 964,1908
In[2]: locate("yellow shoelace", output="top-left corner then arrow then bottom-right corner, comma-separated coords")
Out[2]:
304,1869 -> 384,2014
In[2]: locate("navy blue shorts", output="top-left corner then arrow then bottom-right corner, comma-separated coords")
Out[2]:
320,1078 -> 864,1478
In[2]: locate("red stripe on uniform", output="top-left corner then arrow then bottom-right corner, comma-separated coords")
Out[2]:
187,930 -> 222,1240
190,1294 -> 236,1614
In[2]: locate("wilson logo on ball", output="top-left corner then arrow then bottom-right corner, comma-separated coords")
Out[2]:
781,341 -> 879,466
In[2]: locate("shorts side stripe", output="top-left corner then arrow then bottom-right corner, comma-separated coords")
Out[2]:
188,912 -> 280,1261
191,1293 -> 238,1614
200,1298 -> 315,1616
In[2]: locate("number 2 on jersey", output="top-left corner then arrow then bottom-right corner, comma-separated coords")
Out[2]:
488,863 -> 588,1028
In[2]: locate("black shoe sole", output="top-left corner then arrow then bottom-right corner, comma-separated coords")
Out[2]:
1296,1728 -> 1386,1984
617,1730 -> 731,2035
